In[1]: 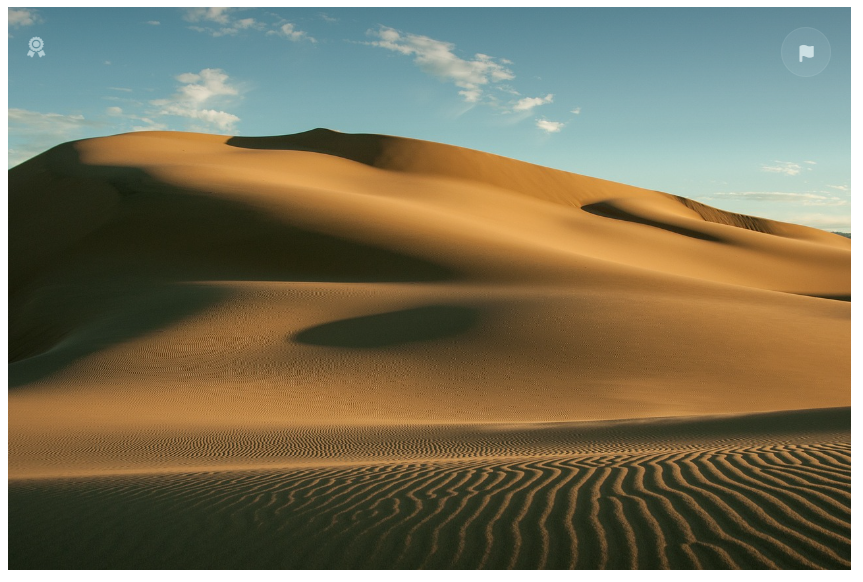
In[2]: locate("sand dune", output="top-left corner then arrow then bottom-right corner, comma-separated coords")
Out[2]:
7,129 -> 850,569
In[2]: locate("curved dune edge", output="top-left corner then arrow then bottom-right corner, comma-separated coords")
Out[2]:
9,408 -> 850,569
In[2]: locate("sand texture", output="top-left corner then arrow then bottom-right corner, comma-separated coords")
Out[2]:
8,130 -> 850,569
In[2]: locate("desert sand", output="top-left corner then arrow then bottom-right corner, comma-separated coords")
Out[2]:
8,129 -> 850,569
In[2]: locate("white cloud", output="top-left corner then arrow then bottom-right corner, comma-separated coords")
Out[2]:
145,20 -> 160,26
827,184 -> 849,192
459,89 -> 482,103
192,109 -> 241,130
267,22 -> 315,42
761,161 -> 802,176
536,119 -> 564,133
185,8 -> 266,37
571,107 -> 581,115
366,26 -> 515,103
8,108 -> 104,167
184,8 -> 232,25
803,160 -> 817,165
513,94 -> 553,111
707,191 -> 847,207
108,86 -> 133,92
183,9 -> 318,41
149,68 -> 241,132
8,8 -> 41,27
106,106 -> 124,116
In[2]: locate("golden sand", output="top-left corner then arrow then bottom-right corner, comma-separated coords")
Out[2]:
8,130 -> 850,568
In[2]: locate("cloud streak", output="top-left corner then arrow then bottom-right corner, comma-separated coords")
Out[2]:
761,161 -> 802,176
184,8 -> 268,37
8,108 -> 104,167
184,8 -> 313,41
514,94 -> 553,112
267,22 -> 315,42
184,8 -> 232,25
706,191 -> 847,207
366,26 -> 515,104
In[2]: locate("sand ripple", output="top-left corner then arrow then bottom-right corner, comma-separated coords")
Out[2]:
9,411 -> 850,569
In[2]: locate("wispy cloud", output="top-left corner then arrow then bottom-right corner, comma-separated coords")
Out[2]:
495,85 -> 520,96
149,68 -> 241,132
184,8 -> 265,37
706,191 -> 847,207
145,20 -> 161,26
108,86 -> 133,93
8,108 -> 101,133
364,26 -> 567,131
8,108 -> 104,167
366,26 -> 515,104
571,107 -> 581,115
536,119 -> 564,133
184,8 -> 232,25
760,161 -> 802,176
513,94 -> 553,112
103,106 -> 167,132
8,8 -> 42,28
183,8 -> 314,41
266,22 -> 315,42
827,184 -> 849,192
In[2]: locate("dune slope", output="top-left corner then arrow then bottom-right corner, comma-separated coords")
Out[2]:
8,129 -> 850,569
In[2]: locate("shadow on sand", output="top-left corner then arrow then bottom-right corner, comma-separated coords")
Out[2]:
292,304 -> 480,348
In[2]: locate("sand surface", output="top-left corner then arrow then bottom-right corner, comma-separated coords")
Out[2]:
8,130 -> 850,568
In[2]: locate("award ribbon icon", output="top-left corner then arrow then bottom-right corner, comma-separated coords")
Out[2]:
28,37 -> 45,58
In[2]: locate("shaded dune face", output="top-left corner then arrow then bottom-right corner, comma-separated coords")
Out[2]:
6,130 -> 850,570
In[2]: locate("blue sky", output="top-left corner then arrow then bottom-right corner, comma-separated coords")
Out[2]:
7,7 -> 851,232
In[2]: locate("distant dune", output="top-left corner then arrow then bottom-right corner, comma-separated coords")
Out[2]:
8,130 -> 850,569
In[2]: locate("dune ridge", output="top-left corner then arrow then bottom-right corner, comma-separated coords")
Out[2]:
7,129 -> 850,569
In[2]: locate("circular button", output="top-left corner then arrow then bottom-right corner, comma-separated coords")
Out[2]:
781,27 -> 831,77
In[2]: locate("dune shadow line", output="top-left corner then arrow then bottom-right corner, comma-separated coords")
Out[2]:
292,304 -> 480,348
582,201 -> 721,242
226,130 -> 386,167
